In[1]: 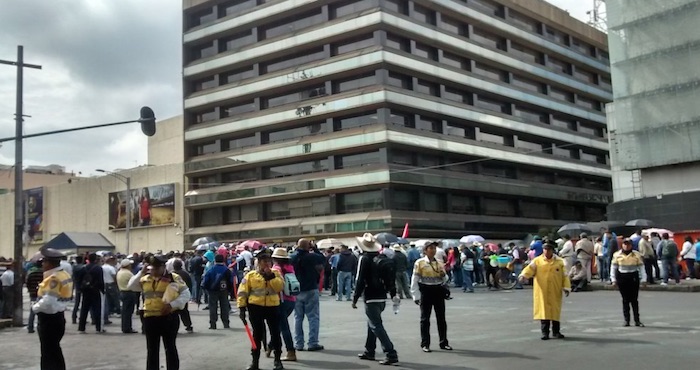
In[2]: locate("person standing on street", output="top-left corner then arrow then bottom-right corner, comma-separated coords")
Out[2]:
611,239 -> 647,327
574,233 -> 594,284
33,248 -> 73,370
78,253 -> 105,333
269,248 -> 298,362
238,249 -> 285,370
680,236 -> 696,279
290,238 -> 325,352
336,245 -> 358,302
127,255 -> 191,370
518,241 -> 571,340
117,259 -> 139,334
26,260 -> 45,333
411,241 -> 452,353
659,233 -> 680,286
172,260 -> 194,333
102,256 -> 120,325
638,234 -> 656,284
202,254 -> 233,329
188,250 -> 205,304
71,256 -> 85,324
391,244 -> 411,300
0,264 -> 14,319
354,234 -> 400,366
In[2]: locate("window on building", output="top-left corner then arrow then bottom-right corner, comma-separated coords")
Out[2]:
442,51 -> 470,71
418,154 -> 441,168
443,86 -> 472,104
388,111 -> 415,128
551,115 -> 576,130
266,196 -> 331,220
191,75 -> 217,93
261,46 -> 325,74
414,43 -> 438,61
482,164 -> 516,178
415,116 -> 441,133
473,62 -> 507,82
508,10 -> 539,32
466,0 -> 502,17
266,121 -> 325,143
332,72 -> 377,93
471,27 -> 506,51
264,159 -> 329,178
260,9 -> 325,40
573,67 -> 597,84
450,194 -> 476,214
509,42 -> 540,64
446,156 -> 476,173
517,139 -> 545,153
424,192 -> 446,212
556,174 -> 582,187
519,168 -> 554,183
193,208 -> 220,227
220,0 -> 257,17
390,150 -> 414,165
483,198 -> 516,216
331,33 -> 375,55
222,100 -> 256,118
392,189 -> 419,211
514,105 -> 549,124
188,7 -> 216,29
412,3 -> 436,25
221,65 -> 256,85
330,0 -> 375,18
511,75 -> 545,94
576,95 -> 602,111
475,95 -> 509,114
262,84 -> 324,109
579,123 -> 604,138
191,174 -> 218,189
521,201 -> 554,219
224,203 -> 260,223
383,0 -> 409,14
547,56 -> 572,75
584,206 -> 605,221
441,15 -> 468,36
221,30 -> 256,52
558,204 -> 583,220
387,72 -> 412,89
386,34 -> 410,52
189,41 -> 217,62
333,111 -> 378,131
446,122 -> 476,139
222,135 -> 257,150
338,190 -> 384,213
416,79 -> 440,96
336,151 -> 381,169
549,87 -> 575,103
192,108 -> 218,124
543,26 -> 568,45
222,168 -> 258,183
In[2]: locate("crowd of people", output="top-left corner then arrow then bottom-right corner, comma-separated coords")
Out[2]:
0,228 -> 692,369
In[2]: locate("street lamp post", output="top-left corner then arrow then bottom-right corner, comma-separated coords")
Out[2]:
96,169 -> 131,255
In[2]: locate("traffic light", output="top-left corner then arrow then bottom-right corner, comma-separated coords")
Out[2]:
139,106 -> 156,136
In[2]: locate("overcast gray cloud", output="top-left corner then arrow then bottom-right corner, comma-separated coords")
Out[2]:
0,0 -> 598,176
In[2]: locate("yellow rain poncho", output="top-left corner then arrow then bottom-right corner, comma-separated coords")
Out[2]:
519,254 -> 571,321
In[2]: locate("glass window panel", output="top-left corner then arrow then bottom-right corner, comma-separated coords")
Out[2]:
383,0 -> 409,14
194,108 -> 217,124
337,151 -> 380,169
450,195 -> 476,214
416,116 -> 441,133
520,201 -> 554,219
416,79 -> 439,96
482,164 -> 515,178
467,0 -> 501,16
510,42 -> 539,64
192,75 -> 217,92
573,67 -> 597,84
473,62 -> 507,81
558,204 -> 583,220
222,100 -> 255,117
266,196 -> 330,220
262,9 -> 324,40
550,115 -> 576,130
475,96 -> 508,114
222,65 -> 256,84
386,34 -> 410,52
483,198 -> 516,216
441,15 -> 467,36
223,135 -> 257,150
194,208 -> 220,226
412,3 -> 436,25
222,168 -> 258,183
191,141 -> 219,156
392,190 -> 418,211
262,47 -> 325,74
334,111 -> 378,131
388,111 -> 415,128
189,7 -> 216,28
515,106 -> 548,124
511,74 -> 544,93
517,139 -> 544,152
519,168 -> 554,183
415,43 -> 438,61
333,72 -> 376,93
508,10 -> 539,32
557,174 -> 581,187
547,56 -> 571,75
263,84 -> 324,109
576,95 -> 601,111
471,27 -> 505,50
552,146 -> 574,158
544,26 -> 567,45
390,150 -> 414,165
571,38 -> 594,56
332,33 -> 375,55
267,121 -> 325,143
442,51 -> 470,70
264,159 -> 329,178
388,72 -> 412,88
191,175 -> 218,189
338,190 -> 384,213
418,154 -> 441,167
446,157 -> 476,173
191,42 -> 216,62
221,30 -> 255,52
579,123 -> 604,137
424,192 -> 446,212
584,206 -> 605,221
549,87 -> 575,103
330,0 -> 375,18
220,0 -> 257,17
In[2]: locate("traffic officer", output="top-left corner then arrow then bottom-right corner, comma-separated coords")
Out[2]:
127,255 -> 191,370
410,241 -> 452,353
238,249 -> 285,370
32,247 -> 73,370
611,238 -> 647,327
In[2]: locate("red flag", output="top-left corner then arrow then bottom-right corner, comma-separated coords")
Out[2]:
401,223 -> 409,238
244,322 -> 257,351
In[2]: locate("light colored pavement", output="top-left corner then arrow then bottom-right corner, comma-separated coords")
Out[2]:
1,288 -> 700,369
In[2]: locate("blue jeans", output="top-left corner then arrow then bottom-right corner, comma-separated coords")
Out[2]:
662,259 -> 680,284
192,276 -> 202,303
364,302 -> 397,360
461,270 -> 473,291
453,267 -> 463,287
598,256 -> 610,281
513,263 -> 524,288
294,290 -> 320,349
274,300 -> 295,351
28,300 -> 37,331
337,271 -> 353,301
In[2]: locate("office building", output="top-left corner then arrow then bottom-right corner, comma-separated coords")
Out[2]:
182,0 -> 612,242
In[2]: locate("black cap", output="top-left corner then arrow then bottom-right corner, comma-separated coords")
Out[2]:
254,249 -> 272,259
149,255 -> 168,267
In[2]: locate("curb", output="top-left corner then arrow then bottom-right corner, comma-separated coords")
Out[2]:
588,283 -> 700,292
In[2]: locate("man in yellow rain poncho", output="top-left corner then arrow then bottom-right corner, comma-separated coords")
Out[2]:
518,241 -> 571,340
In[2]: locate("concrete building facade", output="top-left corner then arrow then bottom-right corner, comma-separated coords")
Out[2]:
181,0 -> 612,243
606,0 -> 700,230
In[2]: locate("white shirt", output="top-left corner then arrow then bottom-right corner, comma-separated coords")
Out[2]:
435,248 -> 447,264
165,257 -> 183,273
681,241 -> 696,260
0,269 -> 14,286
102,264 -> 117,284
237,250 -> 253,268
60,261 -> 73,276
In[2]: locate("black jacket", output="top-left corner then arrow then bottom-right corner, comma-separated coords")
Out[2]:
392,250 -> 409,273
337,251 -> 357,273
174,268 -> 193,290
77,263 -> 105,293
353,253 -> 396,304
189,255 -> 205,277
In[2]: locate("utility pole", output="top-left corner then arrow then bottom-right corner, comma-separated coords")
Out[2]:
0,45 -> 42,327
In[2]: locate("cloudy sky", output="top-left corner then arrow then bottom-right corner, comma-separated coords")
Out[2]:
0,0 -> 596,177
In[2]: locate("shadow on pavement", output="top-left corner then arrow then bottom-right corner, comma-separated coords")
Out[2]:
448,349 -> 539,360
394,362 -> 472,370
562,336 -> 655,345
296,360 -> 371,369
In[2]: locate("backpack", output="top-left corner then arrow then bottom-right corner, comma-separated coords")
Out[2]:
282,271 -> 301,297
662,240 -> 678,259
371,254 -> 396,294
81,265 -> 96,291
210,269 -> 230,291
237,258 -> 247,271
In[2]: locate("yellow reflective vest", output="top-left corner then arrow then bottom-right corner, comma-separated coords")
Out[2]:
237,270 -> 284,308
140,272 -> 187,317
34,268 -> 73,314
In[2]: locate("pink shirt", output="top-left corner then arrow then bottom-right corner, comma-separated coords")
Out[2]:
273,263 -> 296,302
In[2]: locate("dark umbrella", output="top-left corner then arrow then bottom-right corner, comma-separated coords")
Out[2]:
557,223 -> 592,237
396,237 -> 409,245
191,237 -> 216,248
29,251 -> 44,263
626,219 -> 655,228
374,232 -> 399,246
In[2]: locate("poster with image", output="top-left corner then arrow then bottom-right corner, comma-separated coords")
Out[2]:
24,187 -> 44,242
108,183 -> 175,229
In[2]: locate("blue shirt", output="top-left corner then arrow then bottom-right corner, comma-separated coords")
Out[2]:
407,248 -> 421,269
330,254 -> 339,269
530,241 -> 543,257
291,249 -> 325,292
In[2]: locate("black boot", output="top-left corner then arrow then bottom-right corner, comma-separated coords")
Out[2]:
247,350 -> 260,370
273,350 -> 284,370
540,320 -> 550,340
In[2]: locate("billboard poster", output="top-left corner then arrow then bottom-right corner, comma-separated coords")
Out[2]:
25,187 -> 44,242
108,183 -> 175,229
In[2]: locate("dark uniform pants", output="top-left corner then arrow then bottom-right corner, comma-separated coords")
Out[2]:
144,314 -> 180,370
540,320 -> 561,335
38,312 -> 66,370
249,305 -> 282,358
419,284 -> 448,348
78,289 -> 102,332
71,290 -> 82,323
617,272 -> 640,323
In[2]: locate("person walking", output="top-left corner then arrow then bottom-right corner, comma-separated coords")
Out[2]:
172,260 -> 194,333
127,255 -> 191,370
203,254 -> 233,329
518,241 -> 571,340
336,245 -> 358,301
290,238 -> 325,352
117,258 -> 139,334
353,233 -> 400,366
411,241 -> 452,352
390,244 -> 411,299
33,248 -> 73,370
238,249 -> 285,370
459,245 -> 475,292
26,260 -> 45,333
611,239 -> 647,327
71,255 -> 85,324
329,248 -> 340,297
0,264 -> 14,319
77,253 -> 105,334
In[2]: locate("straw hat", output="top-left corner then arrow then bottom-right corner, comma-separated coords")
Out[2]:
356,233 -> 381,253
272,248 -> 290,260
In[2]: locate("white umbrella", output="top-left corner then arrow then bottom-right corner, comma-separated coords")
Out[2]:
413,239 -> 433,248
316,238 -> 344,250
459,235 -> 485,244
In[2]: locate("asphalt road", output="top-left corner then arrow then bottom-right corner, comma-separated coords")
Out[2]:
1,288 -> 699,370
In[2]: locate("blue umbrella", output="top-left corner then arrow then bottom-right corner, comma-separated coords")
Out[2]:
374,232 -> 399,246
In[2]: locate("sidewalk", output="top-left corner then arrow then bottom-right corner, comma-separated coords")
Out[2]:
588,279 -> 700,292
